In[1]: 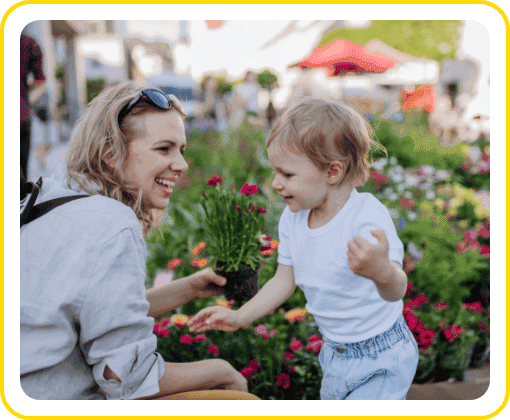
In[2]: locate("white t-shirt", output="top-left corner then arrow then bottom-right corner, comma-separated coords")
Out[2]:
277,188 -> 404,343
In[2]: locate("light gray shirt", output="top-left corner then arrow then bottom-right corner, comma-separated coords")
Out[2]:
20,165 -> 165,399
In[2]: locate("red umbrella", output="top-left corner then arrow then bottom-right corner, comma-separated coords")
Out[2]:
403,85 -> 435,112
293,38 -> 398,76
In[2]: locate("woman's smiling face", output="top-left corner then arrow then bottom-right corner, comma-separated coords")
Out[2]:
124,110 -> 188,210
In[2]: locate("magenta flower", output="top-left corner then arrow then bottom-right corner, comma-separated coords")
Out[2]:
276,373 -> 291,389
463,301 -> 483,313
443,324 -> 464,343
194,334 -> 207,342
433,301 -> 449,310
290,337 -> 303,352
478,321 -> 489,333
207,176 -> 223,186
180,334 -> 194,344
480,245 -> 490,256
240,366 -> 257,379
240,183 -> 260,195
254,324 -> 269,340
207,345 -> 220,354
258,206 -> 267,214
282,351 -> 294,362
306,340 -> 323,354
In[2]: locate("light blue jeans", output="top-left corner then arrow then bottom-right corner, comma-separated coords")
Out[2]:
318,315 -> 419,400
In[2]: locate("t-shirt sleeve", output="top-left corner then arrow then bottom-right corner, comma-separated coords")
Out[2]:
78,228 -> 165,400
277,207 -> 293,266
353,200 -> 404,265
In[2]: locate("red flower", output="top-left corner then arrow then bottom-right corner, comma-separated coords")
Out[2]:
248,359 -> 259,370
463,301 -> 483,313
258,206 -> 267,214
194,334 -> 207,342
399,197 -> 415,211
290,337 -> 303,352
236,205 -> 241,214
433,301 -> 448,310
276,373 -> 291,389
477,227 -> 490,238
405,282 -> 414,296
282,351 -> 294,362
160,318 -> 170,326
417,329 -> 436,348
369,170 -> 389,183
153,322 -> 161,334
254,324 -> 269,340
207,345 -> 220,354
405,313 -> 423,332
406,294 -> 428,310
307,335 -> 321,343
207,176 -> 223,186
478,321 -> 489,333
306,340 -> 323,353
240,366 -> 257,379
290,366 -> 297,373
180,334 -> 194,344
240,183 -> 260,195
160,329 -> 170,338
480,245 -> 490,256
443,324 -> 464,343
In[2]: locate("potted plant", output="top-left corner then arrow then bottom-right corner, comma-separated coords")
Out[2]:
201,175 -> 269,302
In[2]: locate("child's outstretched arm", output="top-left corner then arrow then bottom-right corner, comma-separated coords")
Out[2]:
188,264 -> 295,333
347,229 -> 408,302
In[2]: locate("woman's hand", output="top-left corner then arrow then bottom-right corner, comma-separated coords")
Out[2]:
212,361 -> 249,392
188,306 -> 242,333
189,268 -> 227,299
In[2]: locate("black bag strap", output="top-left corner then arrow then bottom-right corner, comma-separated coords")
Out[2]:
20,174 -> 89,227
21,195 -> 89,227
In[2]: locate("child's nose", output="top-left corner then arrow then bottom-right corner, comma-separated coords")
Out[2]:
271,176 -> 282,190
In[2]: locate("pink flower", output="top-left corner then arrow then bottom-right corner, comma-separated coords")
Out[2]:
207,345 -> 220,354
258,206 -> 267,214
160,329 -> 170,338
433,301 -> 449,310
269,329 -> 278,338
240,366 -> 257,379
240,183 -> 260,195
180,334 -> 194,344
480,245 -> 490,255
443,324 -> 464,343
478,321 -> 489,333
477,227 -> 490,238
276,373 -> 291,389
370,170 -> 389,183
290,337 -> 303,352
463,301 -> 483,313
306,340 -> 323,353
248,359 -> 259,370
417,329 -> 436,348
282,351 -> 294,361
236,205 -> 241,214
254,324 -> 269,340
406,294 -> 429,310
194,334 -> 207,342
307,335 -> 321,343
290,366 -> 297,373
206,176 -> 223,186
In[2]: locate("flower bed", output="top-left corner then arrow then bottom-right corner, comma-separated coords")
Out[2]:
146,117 -> 489,399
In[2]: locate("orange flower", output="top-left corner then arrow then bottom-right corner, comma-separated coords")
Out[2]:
215,299 -> 235,308
270,240 -> 279,250
191,258 -> 209,268
170,314 -> 189,327
192,242 -> 207,256
166,258 -> 182,271
284,308 -> 307,324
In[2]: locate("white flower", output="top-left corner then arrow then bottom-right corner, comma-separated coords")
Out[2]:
389,156 -> 398,165
468,147 -> 482,162
404,191 -> 413,199
407,241 -> 423,260
421,165 -> 435,177
426,190 -> 436,200
435,169 -> 451,182
397,184 -> 406,193
388,208 -> 399,219
388,192 -> 398,202
405,175 -> 420,187
372,158 -> 387,171
407,211 -> 418,220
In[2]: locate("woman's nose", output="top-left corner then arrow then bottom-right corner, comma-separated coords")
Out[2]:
172,153 -> 188,173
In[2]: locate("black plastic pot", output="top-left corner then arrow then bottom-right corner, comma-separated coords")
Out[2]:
215,264 -> 259,303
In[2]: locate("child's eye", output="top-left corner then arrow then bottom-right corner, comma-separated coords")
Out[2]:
158,147 -> 170,153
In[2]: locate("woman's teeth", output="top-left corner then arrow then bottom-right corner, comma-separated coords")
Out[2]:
155,177 -> 175,188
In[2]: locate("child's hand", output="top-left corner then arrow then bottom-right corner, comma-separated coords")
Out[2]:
347,229 -> 392,284
188,306 -> 242,333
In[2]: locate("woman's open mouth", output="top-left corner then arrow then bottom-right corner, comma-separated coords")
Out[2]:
155,177 -> 176,196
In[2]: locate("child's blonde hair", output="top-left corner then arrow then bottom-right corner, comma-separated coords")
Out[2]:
267,97 -> 385,186
66,81 -> 186,235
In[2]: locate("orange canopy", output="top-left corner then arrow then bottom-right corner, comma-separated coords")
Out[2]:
293,38 -> 398,76
402,85 -> 435,112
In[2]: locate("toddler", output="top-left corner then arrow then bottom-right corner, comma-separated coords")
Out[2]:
188,97 -> 419,400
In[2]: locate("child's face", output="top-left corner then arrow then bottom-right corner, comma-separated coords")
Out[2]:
268,143 -> 329,213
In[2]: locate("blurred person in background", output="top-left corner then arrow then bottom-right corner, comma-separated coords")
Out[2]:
20,32 -> 45,179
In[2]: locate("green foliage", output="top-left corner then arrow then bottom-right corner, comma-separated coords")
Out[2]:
86,77 -> 107,103
370,114 -> 467,170
216,76 -> 233,95
318,20 -> 462,62
256,69 -> 278,90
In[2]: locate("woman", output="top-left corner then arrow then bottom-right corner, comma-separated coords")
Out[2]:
20,81 -> 247,400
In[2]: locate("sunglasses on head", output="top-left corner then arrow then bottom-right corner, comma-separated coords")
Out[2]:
118,89 -> 186,124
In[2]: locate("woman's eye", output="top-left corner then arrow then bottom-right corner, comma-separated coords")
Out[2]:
283,173 -> 293,178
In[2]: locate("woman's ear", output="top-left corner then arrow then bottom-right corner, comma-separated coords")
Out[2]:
326,161 -> 344,184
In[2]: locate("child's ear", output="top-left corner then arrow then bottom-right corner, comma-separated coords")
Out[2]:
326,161 -> 344,184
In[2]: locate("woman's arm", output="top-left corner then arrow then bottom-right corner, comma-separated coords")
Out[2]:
134,360 -> 248,399
146,268 -> 226,319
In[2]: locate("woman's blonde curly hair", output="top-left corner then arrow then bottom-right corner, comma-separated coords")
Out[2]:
66,81 -> 185,235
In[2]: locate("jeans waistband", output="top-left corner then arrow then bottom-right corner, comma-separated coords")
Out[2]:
324,316 -> 409,360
